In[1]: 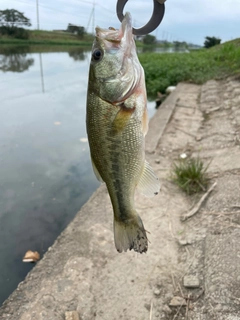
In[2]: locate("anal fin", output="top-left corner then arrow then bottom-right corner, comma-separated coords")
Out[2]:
137,160 -> 160,197
91,156 -> 104,183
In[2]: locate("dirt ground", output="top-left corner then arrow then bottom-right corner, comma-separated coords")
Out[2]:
0,77 -> 240,320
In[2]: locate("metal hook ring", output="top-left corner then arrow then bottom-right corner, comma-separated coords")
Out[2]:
116,0 -> 165,36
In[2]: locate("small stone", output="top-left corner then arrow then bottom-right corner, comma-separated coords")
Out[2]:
183,275 -> 200,288
154,289 -> 161,296
166,86 -> 176,94
180,153 -> 187,159
169,296 -> 187,307
155,159 -> 161,164
22,250 -> 40,263
195,135 -> 202,141
215,304 -> 222,311
178,239 -> 188,246
65,311 -> 80,320
162,305 -> 172,314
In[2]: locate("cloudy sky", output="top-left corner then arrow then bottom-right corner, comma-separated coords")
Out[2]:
1,0 -> 240,45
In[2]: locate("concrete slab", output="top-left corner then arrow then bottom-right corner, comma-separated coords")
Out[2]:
145,83 -> 199,153
204,230 -> 240,319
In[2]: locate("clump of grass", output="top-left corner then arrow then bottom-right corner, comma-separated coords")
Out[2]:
171,157 -> 209,195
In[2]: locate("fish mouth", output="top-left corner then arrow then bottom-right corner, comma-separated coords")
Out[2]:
95,12 -> 133,45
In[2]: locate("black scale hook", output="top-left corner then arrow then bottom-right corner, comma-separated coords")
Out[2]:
116,0 -> 165,36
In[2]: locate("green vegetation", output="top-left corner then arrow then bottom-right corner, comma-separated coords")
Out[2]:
204,36 -> 221,48
139,39 -> 240,98
0,9 -> 31,39
171,157 -> 209,195
0,29 -> 94,45
143,34 -> 156,45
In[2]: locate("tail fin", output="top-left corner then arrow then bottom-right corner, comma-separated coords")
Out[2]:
114,213 -> 148,253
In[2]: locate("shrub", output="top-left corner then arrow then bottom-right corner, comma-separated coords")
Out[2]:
0,25 -> 29,39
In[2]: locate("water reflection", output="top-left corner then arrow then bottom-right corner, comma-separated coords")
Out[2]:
68,48 -> 87,61
0,46 -> 34,73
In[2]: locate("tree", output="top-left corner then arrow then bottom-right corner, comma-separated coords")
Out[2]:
173,41 -> 188,49
0,9 -> 31,39
143,34 -> 156,45
204,36 -> 221,48
0,9 -> 31,28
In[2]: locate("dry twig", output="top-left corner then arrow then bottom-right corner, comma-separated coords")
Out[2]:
149,300 -> 153,320
181,182 -> 217,221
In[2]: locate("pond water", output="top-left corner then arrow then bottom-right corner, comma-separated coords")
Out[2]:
0,45 -> 157,305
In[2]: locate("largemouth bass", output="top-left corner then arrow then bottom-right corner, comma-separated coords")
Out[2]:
86,12 -> 160,253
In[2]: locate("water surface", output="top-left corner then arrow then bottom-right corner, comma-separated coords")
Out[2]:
0,46 -> 100,305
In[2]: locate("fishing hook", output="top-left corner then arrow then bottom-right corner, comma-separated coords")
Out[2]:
116,0 -> 165,36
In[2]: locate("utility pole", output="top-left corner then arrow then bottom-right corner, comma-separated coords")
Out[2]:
36,0 -> 40,30
92,1 -> 95,35
87,1 -> 96,35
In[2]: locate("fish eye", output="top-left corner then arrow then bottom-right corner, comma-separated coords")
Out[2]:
92,48 -> 103,62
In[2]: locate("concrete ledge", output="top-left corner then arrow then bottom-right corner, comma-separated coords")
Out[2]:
146,83 -> 184,153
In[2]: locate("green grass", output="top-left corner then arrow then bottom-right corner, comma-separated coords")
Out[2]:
0,29 -> 94,46
171,157 -> 209,195
139,39 -> 240,99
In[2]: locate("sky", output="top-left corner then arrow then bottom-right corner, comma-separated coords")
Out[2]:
1,0 -> 240,46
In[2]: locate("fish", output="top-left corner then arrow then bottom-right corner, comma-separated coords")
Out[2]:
86,12 -> 160,253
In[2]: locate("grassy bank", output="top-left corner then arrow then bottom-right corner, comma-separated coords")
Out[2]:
139,39 -> 240,98
0,29 -> 94,46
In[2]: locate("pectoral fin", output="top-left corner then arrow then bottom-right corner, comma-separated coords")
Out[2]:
111,103 -> 135,135
137,161 -> 160,197
91,156 -> 104,182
